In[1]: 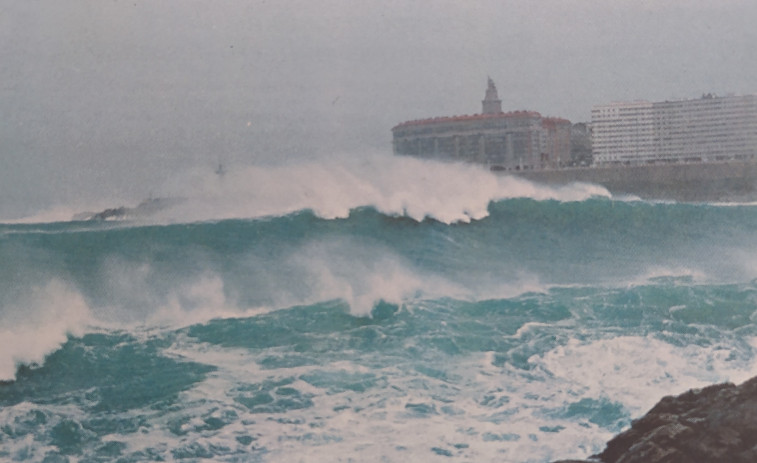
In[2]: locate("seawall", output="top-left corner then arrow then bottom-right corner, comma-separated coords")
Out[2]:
506,160 -> 757,202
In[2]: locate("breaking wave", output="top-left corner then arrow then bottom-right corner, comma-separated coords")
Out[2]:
6,154 -> 610,225
3,157 -> 757,461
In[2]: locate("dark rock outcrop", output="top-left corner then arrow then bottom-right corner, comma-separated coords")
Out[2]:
72,197 -> 184,221
554,376 -> 757,463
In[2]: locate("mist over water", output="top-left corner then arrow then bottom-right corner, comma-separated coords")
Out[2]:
148,154 -> 610,224
2,157 -> 757,461
7,153 -> 610,227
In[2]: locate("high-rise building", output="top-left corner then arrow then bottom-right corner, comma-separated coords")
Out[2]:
592,94 -> 757,165
591,101 -> 654,164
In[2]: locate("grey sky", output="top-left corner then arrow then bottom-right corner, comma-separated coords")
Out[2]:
2,0 -> 756,218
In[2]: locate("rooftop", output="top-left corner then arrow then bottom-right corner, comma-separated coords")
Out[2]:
392,111 -> 543,130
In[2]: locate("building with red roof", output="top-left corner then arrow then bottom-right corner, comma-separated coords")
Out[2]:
392,78 -> 571,170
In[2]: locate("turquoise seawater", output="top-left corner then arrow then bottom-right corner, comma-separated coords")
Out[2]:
3,181 -> 757,461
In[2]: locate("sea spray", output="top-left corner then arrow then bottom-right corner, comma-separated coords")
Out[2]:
144,155 -> 612,224
2,172 -> 757,461
0,280 -> 93,381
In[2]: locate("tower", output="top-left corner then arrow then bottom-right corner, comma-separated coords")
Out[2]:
482,77 -> 502,115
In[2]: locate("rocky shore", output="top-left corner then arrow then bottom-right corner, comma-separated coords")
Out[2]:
554,376 -> 757,463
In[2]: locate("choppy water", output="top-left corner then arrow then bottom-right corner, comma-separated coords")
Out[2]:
3,157 -> 757,462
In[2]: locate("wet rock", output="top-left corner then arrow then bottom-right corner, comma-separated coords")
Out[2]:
554,376 -> 757,463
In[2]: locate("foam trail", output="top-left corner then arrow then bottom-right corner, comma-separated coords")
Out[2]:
537,335 -> 757,416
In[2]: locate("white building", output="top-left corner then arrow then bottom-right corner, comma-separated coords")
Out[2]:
591,94 -> 757,165
591,101 -> 654,164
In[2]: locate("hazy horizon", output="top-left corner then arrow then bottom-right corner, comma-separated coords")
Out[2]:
2,0 -> 756,219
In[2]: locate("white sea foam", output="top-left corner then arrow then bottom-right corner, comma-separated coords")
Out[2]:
0,280 -> 94,381
0,240 -> 541,380
97,263 -> 275,329
279,239 -> 461,316
260,237 -> 548,316
1,206 -> 81,225
629,265 -> 710,286
157,335 -> 611,463
144,154 -> 612,225
6,302 -> 754,462
643,266 -> 708,281
0,271 -> 260,381
0,401 -> 91,460
535,335 -> 757,417
3,154 -> 617,226
634,259 -> 757,287
148,275 -> 248,327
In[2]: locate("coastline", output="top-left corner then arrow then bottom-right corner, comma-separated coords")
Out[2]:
553,376 -> 757,463
503,159 -> 757,202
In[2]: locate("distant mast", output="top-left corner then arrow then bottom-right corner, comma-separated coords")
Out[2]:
215,162 -> 226,177
482,77 -> 502,115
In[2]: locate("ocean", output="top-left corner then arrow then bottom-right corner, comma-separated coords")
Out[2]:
2,157 -> 757,462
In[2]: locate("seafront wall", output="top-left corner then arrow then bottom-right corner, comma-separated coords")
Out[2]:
508,160 -> 757,202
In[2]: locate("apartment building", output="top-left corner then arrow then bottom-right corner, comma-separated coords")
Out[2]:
592,94 -> 757,165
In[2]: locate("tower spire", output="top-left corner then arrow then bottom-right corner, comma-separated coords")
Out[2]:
482,77 -> 502,114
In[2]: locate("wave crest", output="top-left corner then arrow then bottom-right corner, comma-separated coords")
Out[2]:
0,280 -> 93,381
152,154 -> 610,224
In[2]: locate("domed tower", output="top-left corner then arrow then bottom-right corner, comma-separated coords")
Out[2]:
482,77 -> 502,115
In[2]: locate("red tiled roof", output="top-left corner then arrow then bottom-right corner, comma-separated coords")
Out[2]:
542,117 -> 571,128
392,111 -> 543,130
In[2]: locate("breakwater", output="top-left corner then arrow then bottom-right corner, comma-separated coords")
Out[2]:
509,160 -> 757,202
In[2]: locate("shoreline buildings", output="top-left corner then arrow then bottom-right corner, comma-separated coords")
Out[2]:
391,79 -> 757,201
392,79 -> 757,171
591,94 -> 757,165
391,79 -> 571,171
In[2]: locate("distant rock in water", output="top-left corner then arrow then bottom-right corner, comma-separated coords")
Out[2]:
73,197 -> 183,221
554,376 -> 757,463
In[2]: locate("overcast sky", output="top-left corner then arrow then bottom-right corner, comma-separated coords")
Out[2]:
2,0 -> 756,218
